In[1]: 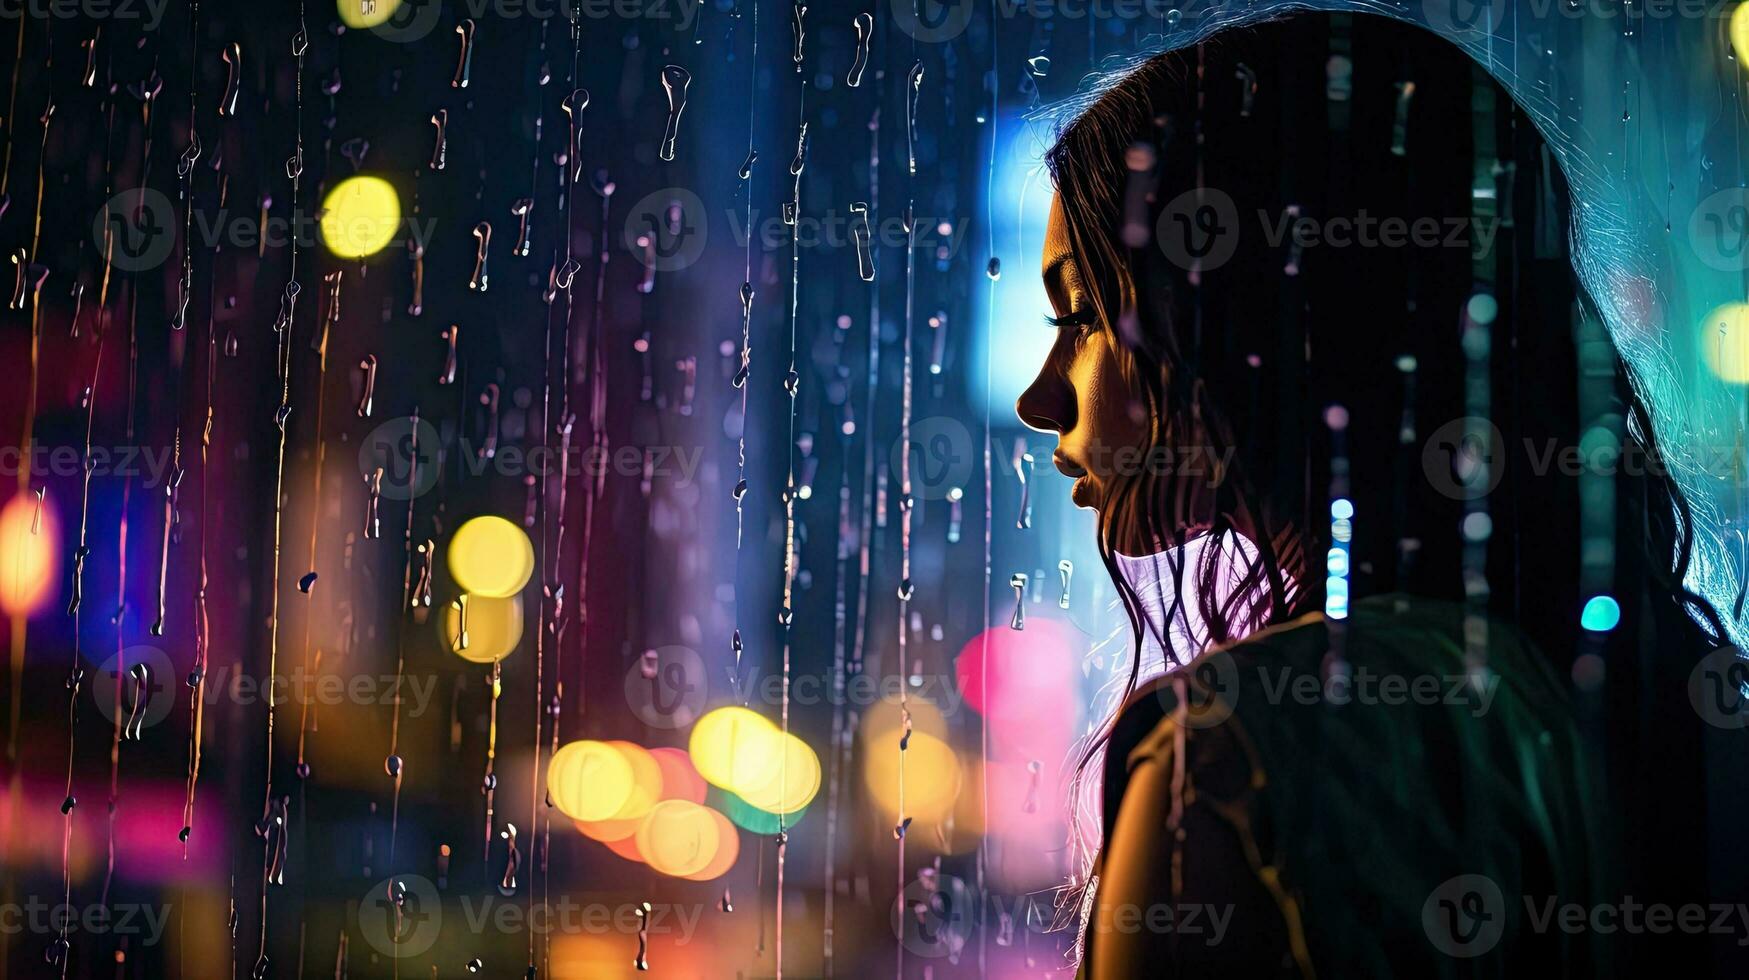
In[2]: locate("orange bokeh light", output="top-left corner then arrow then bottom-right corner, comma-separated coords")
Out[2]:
649,747 -> 707,804
601,830 -> 644,864
547,740 -> 634,821
634,799 -> 721,878
0,493 -> 58,617
862,730 -> 963,826
680,806 -> 739,882
574,741 -> 665,842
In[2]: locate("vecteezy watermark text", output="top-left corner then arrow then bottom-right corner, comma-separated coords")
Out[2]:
0,0 -> 170,29
892,0 -> 1203,43
0,444 -> 180,488
1421,416 -> 1749,501
0,899 -> 170,947
1170,650 -> 1500,729
625,643 -> 969,730
1156,189 -> 1502,273
92,652 -> 439,735
360,416 -> 706,501
894,872 -> 1235,959
355,875 -> 704,959
93,189 -> 436,273
1423,873 -> 1749,958
457,0 -> 701,28
622,187 -> 972,273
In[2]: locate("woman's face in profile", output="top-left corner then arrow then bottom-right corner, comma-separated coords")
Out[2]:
1017,194 -> 1149,516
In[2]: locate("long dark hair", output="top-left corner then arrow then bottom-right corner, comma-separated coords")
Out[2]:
1040,18 -> 1730,926
1043,35 -> 1310,908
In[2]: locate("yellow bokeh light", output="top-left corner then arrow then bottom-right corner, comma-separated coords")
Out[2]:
575,742 -> 665,842
319,176 -> 401,259
688,706 -> 782,794
862,731 -> 963,826
336,0 -> 404,29
635,800 -> 722,878
857,694 -> 948,750
448,516 -> 535,599
1734,4 -> 1749,67
443,594 -> 523,663
0,494 -> 58,617
738,732 -> 821,815
681,808 -> 739,882
1700,303 -> 1749,384
547,740 -> 634,822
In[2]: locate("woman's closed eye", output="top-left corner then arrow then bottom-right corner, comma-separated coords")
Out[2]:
1045,309 -> 1099,334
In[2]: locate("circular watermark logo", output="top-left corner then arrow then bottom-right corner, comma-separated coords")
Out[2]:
1178,648 -> 1240,729
889,416 -> 975,501
890,0 -> 976,43
1421,0 -> 1509,37
1422,416 -> 1504,501
359,416 -> 443,501
622,187 -> 709,273
1688,187 -> 1749,273
892,873 -> 978,958
90,645 -> 177,734
1421,873 -> 1505,957
1688,646 -> 1749,730
370,0 -> 446,44
94,189 -> 176,273
623,645 -> 708,730
357,874 -> 442,958
1156,187 -> 1240,273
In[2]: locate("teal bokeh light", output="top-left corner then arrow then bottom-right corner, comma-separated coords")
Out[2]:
1582,595 -> 1623,632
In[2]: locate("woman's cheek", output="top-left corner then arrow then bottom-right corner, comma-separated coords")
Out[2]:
1079,349 -> 1147,461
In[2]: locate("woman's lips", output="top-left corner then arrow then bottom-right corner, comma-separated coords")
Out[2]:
1051,451 -> 1088,480
1054,452 -> 1095,508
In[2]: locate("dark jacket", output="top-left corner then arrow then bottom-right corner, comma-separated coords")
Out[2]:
1080,595 -> 1610,978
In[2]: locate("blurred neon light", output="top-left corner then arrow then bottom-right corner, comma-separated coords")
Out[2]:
0,494 -> 57,617
443,593 -> 522,663
335,0 -> 404,30
447,515 -> 535,599
547,740 -> 634,822
319,176 -> 402,259
973,115 -> 1058,414
1581,595 -> 1622,633
688,706 -> 781,795
1326,498 -> 1353,620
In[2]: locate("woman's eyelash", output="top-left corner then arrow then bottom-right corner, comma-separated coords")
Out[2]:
1045,310 -> 1098,331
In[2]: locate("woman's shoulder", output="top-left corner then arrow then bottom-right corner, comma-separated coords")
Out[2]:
1091,593 -> 1611,977
1111,593 -> 1575,769
1106,592 -> 1591,837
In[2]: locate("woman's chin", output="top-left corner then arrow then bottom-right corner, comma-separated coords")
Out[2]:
1070,475 -> 1097,509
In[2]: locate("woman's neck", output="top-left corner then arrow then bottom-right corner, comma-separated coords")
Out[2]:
1113,524 -> 1301,671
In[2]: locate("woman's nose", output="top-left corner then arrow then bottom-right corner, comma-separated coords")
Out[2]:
1016,363 -> 1074,434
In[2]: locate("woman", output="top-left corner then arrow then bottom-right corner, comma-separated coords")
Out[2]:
1016,17 -> 1724,978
